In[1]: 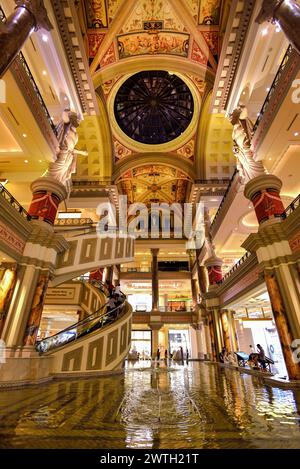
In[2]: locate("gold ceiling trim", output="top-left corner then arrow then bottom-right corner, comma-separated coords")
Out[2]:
93,55 -> 215,88
112,152 -> 195,182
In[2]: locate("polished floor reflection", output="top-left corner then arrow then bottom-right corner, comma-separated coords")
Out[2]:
1,362 -> 300,449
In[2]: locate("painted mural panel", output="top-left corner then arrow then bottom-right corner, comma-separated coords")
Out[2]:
117,32 -> 190,59
122,0 -> 185,33
198,0 -> 221,25
88,32 -> 105,57
85,0 -> 108,28
107,0 -> 122,23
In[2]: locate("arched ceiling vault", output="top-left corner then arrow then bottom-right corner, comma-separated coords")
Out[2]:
75,0 -> 235,202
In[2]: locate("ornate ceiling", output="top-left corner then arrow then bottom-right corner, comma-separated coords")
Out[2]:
114,71 -> 194,145
74,0 -> 234,205
116,165 -> 192,205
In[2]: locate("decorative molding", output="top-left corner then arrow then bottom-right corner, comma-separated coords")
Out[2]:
50,0 -> 99,115
210,0 -> 256,113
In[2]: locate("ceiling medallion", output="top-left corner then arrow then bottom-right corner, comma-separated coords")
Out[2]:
114,71 -> 194,145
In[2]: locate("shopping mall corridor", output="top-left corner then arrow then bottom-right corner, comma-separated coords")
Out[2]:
1,362 -> 300,449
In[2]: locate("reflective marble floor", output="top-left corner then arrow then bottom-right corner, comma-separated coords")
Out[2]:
1,362 -> 300,449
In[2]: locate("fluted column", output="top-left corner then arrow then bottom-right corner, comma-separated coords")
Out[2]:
0,0 -> 53,78
151,248 -> 159,313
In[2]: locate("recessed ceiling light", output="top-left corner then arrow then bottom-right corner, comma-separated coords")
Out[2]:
22,133 -> 27,138
42,70 -> 47,76
269,157 -> 272,161
39,160 -> 42,163
294,132 -> 299,137
262,28 -> 268,36
24,159 -> 29,163
266,87 -> 270,92
64,97 -> 68,101
42,34 -> 48,42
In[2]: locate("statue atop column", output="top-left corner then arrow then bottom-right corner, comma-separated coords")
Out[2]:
45,110 -> 85,195
204,207 -> 216,258
0,1 -> 53,77
228,105 -> 267,184
256,0 -> 300,55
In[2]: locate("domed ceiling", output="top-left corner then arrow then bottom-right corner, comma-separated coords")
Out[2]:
114,71 -> 194,145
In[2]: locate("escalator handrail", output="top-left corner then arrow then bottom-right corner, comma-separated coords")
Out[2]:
36,293 -> 127,353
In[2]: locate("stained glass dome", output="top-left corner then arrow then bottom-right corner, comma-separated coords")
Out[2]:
114,71 -> 194,145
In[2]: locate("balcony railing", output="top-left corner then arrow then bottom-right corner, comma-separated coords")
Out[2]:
218,251 -> 252,285
282,193 -> 300,219
253,45 -> 294,133
210,168 -> 239,230
0,5 -> 57,137
0,183 -> 31,220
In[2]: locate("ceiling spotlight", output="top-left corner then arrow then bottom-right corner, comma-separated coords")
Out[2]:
22,133 -> 27,138
24,159 -> 29,164
42,34 -> 48,43
42,70 -> 47,76
294,132 -> 299,137
261,28 -> 268,36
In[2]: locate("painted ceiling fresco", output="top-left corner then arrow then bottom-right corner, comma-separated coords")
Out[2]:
85,0 -> 223,64
116,165 -> 191,205
80,0 -> 230,205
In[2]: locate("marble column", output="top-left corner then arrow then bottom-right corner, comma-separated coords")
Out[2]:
208,312 -> 217,361
0,265 -> 17,337
221,310 -> 233,352
244,174 -> 300,380
150,324 -> 162,358
187,250 -> 198,309
23,272 -> 50,346
265,272 -> 300,380
0,0 -> 53,78
151,248 -> 159,313
256,0 -> 300,55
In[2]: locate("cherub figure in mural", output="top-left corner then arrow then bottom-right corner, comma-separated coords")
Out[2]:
228,105 -> 267,184
45,110 -> 86,194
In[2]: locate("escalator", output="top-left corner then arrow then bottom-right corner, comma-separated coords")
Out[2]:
36,292 -> 127,355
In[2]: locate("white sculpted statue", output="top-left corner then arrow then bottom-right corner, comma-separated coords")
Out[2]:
46,110 -> 86,194
228,106 -> 267,184
204,207 -> 215,258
